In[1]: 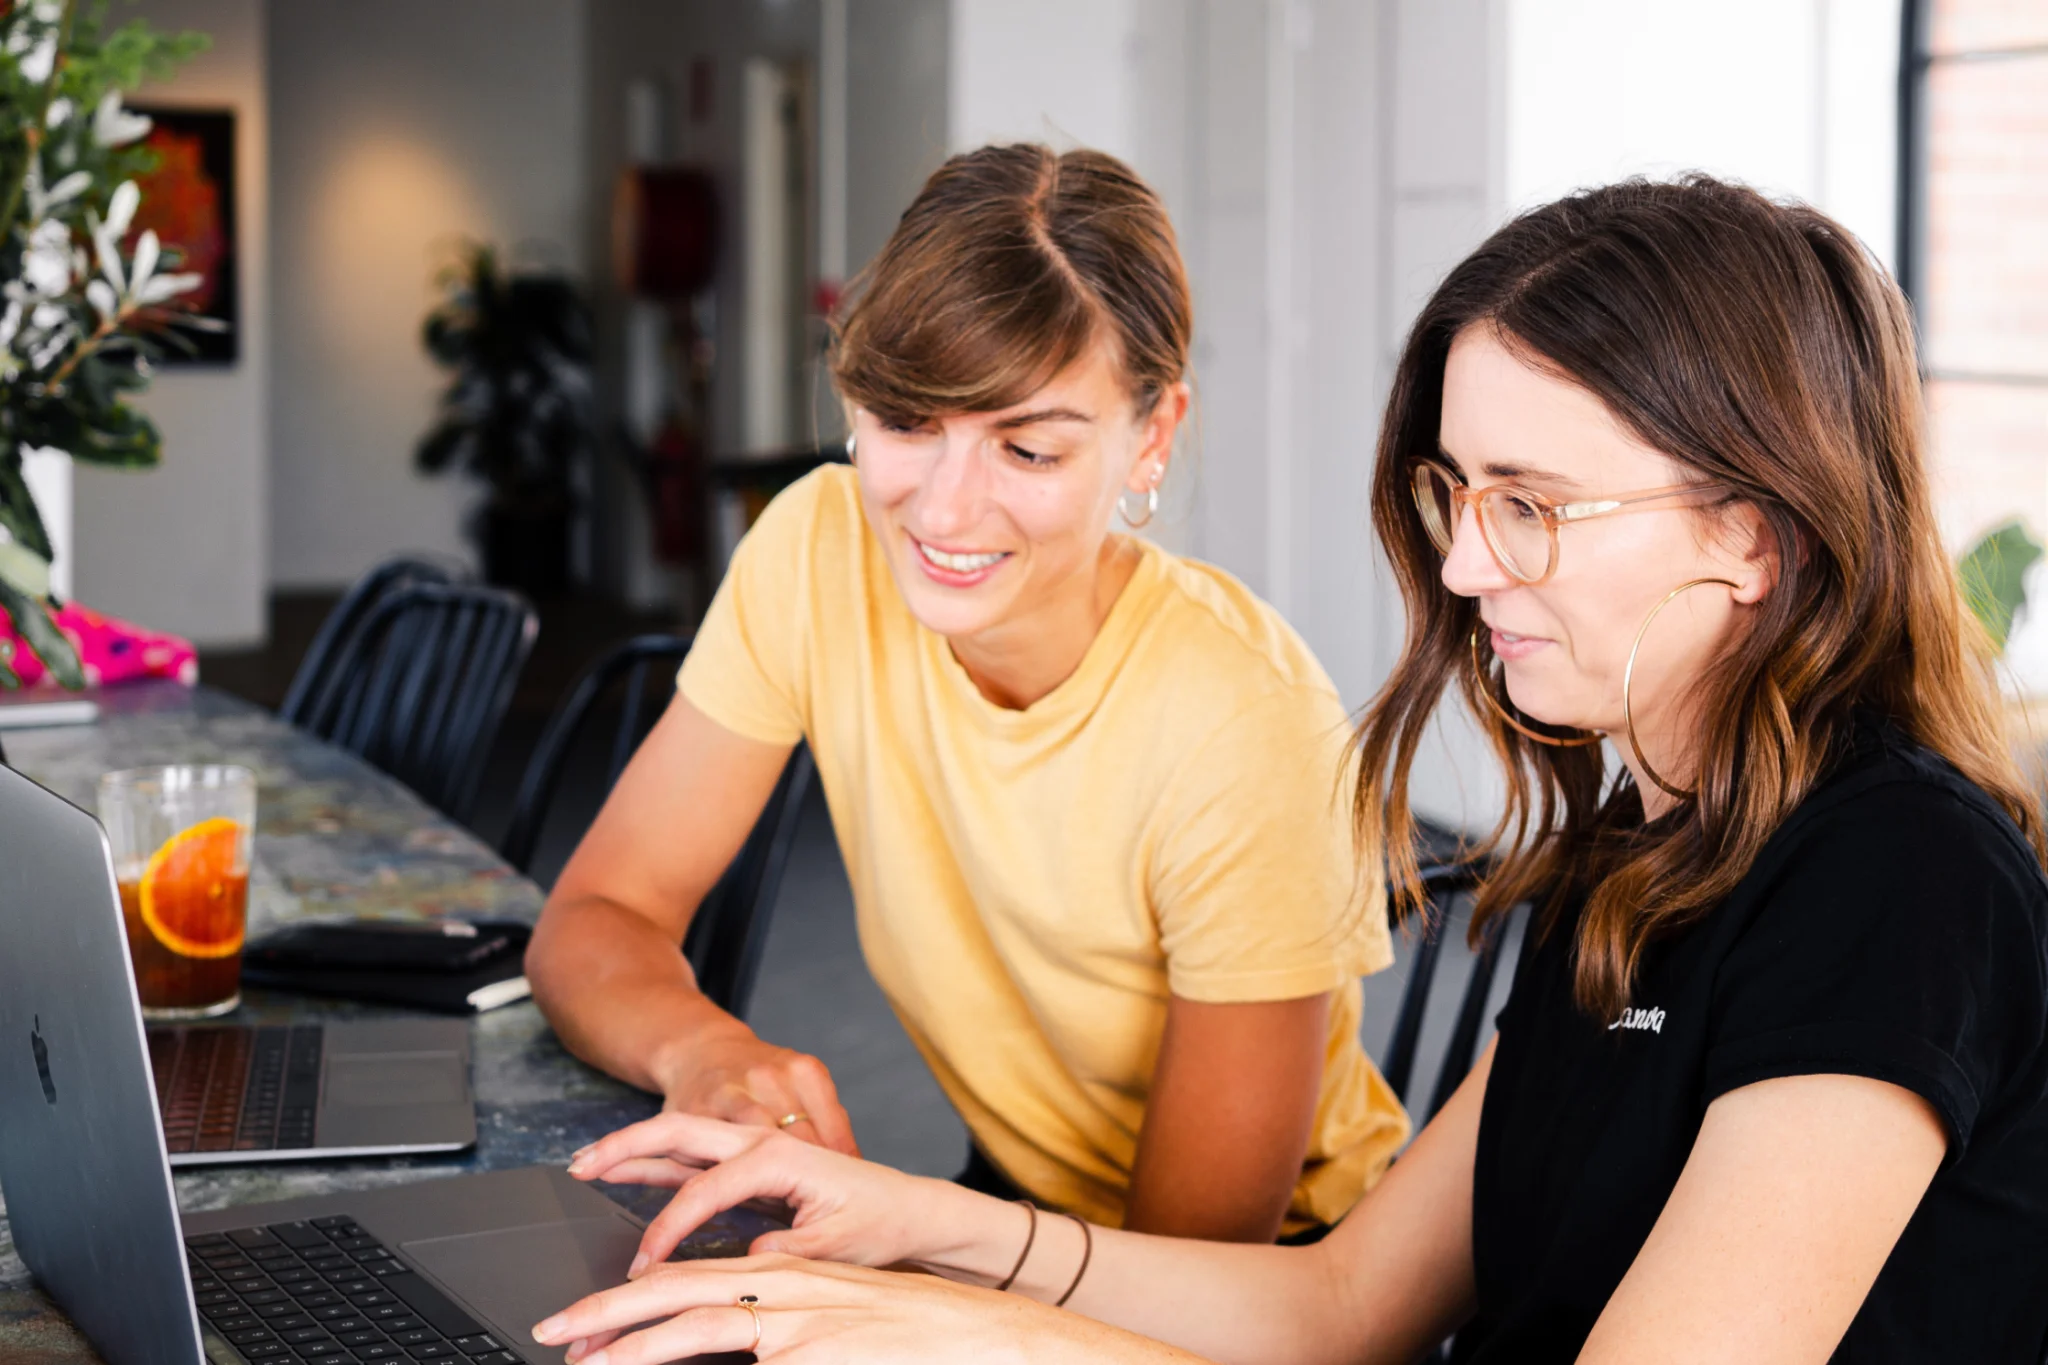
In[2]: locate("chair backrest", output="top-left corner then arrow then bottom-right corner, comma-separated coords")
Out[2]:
499,633 -> 814,1021
1380,839 -> 1519,1124
499,634 -> 695,872
683,744 -> 815,1021
279,556 -> 466,726
291,582 -> 537,823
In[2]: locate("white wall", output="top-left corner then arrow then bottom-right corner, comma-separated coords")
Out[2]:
948,0 -> 1142,157
266,0 -> 590,589
1371,0 -> 1512,827
70,0 -> 268,647
1175,2 -> 1275,581
1261,0 -> 1397,718
1506,0 -> 1902,265
846,0 -> 950,276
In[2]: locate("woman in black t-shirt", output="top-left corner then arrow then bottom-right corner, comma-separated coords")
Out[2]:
524,179 -> 2046,1364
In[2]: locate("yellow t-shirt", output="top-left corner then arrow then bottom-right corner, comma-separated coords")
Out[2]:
679,466 -> 1409,1230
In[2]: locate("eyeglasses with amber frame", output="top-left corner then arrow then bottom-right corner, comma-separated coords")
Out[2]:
1409,458 -> 1724,586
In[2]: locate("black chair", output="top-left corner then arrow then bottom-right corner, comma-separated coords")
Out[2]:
499,634 -> 694,872
290,582 -> 537,824
501,634 -> 816,1020
279,555 -> 467,727
1380,826 -> 1518,1124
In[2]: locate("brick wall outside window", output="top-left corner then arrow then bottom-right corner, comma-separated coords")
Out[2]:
1922,2 -> 2048,551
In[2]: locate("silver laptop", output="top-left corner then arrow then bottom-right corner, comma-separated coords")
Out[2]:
147,1016 -> 476,1165
0,760 -> 770,1365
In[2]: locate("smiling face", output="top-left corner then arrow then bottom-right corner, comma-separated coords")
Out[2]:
1435,326 -> 1772,789
851,342 -> 1185,648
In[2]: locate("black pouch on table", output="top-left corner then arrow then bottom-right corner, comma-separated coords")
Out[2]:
241,918 -> 532,1014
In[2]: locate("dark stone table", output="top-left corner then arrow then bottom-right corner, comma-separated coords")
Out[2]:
0,685 -> 703,1363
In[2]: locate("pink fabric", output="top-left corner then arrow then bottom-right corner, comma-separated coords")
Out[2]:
0,602 -> 199,688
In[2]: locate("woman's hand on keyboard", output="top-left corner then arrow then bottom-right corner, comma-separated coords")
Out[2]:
532,1254 -> 1194,1365
565,1112 -> 1004,1276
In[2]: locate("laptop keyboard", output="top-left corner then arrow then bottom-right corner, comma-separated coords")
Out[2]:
149,1025 -> 323,1154
187,1217 -> 521,1365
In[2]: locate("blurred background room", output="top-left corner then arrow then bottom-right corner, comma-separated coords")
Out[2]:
13,0 -> 2043,1175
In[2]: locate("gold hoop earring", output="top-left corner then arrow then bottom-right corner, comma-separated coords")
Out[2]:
1118,483 -> 1159,529
1469,631 -> 1603,748
1621,577 -> 1739,801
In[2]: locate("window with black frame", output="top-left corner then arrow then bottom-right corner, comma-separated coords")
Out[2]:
1901,1 -> 2048,551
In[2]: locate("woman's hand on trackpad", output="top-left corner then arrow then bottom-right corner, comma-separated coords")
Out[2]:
566,1112 -> 974,1275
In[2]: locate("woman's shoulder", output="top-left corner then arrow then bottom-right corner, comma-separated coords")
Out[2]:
1139,547 -> 1342,704
727,463 -> 875,597
1776,722 -> 2043,878
1739,720 -> 2048,959
749,462 -> 864,544
1695,720 -> 2048,1153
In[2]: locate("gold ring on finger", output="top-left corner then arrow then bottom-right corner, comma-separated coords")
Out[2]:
736,1294 -> 763,1354
775,1112 -> 810,1130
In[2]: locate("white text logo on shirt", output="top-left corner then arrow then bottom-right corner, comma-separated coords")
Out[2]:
1608,1006 -> 1666,1035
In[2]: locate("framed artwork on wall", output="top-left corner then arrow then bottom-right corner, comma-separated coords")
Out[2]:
128,106 -> 238,365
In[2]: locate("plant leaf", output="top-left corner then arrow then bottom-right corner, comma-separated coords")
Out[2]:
130,226 -> 160,293
415,421 -> 473,473
1958,519 -> 2045,653
45,169 -> 93,207
103,179 -> 141,236
0,460 -> 56,562
138,269 -> 200,304
0,539 -> 54,599
0,577 -> 84,690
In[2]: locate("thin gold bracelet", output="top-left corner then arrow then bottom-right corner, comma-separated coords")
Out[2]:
994,1199 -> 1038,1292
1053,1212 -> 1093,1308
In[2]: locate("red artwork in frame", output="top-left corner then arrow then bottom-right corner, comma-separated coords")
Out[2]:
128,106 -> 238,364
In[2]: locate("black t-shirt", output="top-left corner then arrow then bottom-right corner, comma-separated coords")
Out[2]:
1454,724 -> 2048,1363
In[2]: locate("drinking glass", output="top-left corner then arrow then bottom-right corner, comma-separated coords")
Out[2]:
98,764 -> 256,1019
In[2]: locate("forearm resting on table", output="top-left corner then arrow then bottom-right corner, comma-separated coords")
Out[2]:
526,893 -> 749,1095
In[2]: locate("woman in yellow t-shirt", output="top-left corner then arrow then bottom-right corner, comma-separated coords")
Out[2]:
526,143 -> 1407,1242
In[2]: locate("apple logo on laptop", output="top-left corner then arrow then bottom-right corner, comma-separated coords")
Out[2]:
31,1014 -> 56,1105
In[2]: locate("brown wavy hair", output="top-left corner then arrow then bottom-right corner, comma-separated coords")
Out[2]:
1356,175 -> 2046,1017
830,143 -> 1191,420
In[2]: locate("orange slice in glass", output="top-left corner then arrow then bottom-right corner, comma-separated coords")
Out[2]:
138,817 -> 247,959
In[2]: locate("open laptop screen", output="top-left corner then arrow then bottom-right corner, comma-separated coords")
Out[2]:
0,761 -> 208,1365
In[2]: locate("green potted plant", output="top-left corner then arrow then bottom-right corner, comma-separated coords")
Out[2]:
0,0 -> 209,687
415,241 -> 595,598
1958,519 -> 2042,655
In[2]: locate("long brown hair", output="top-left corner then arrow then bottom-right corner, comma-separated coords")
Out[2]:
831,143 -> 1191,420
1357,175 -> 2046,1016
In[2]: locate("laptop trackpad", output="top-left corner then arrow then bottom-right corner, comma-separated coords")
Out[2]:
401,1218 -> 747,1363
326,1054 -> 468,1106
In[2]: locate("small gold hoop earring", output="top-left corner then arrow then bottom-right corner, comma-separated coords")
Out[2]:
1118,484 -> 1159,529
1621,577 -> 1739,801
1469,631 -> 1603,748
